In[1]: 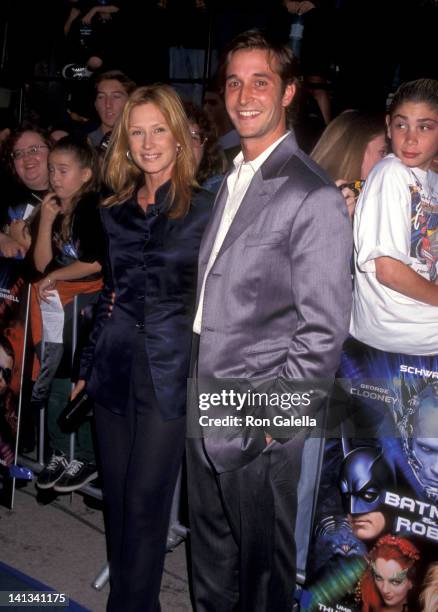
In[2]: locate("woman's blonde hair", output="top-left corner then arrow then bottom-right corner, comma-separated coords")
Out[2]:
103,84 -> 197,217
311,110 -> 385,182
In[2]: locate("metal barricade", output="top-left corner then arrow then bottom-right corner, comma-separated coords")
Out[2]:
18,293 -> 188,589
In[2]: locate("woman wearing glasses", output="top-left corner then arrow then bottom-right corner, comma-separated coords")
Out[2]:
0,127 -> 51,260
73,84 -> 213,610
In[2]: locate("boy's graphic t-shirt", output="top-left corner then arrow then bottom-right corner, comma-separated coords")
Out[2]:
350,154 -> 438,356
409,173 -> 438,283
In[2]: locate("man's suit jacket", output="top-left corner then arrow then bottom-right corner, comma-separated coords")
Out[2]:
194,132 -> 353,472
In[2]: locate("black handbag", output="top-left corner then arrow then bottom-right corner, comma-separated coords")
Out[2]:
57,388 -> 93,432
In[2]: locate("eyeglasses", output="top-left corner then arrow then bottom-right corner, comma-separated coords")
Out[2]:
0,366 -> 12,385
11,145 -> 49,161
190,131 -> 207,146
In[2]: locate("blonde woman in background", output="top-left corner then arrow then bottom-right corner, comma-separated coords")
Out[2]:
311,109 -> 387,218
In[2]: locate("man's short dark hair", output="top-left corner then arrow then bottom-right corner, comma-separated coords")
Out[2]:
94,71 -> 136,96
218,29 -> 298,94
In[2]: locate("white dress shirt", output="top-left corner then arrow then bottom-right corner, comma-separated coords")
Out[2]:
193,132 -> 289,334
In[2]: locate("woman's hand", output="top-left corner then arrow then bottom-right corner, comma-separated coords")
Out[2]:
71,379 -> 86,401
40,193 -> 61,225
36,276 -> 57,304
335,179 -> 357,221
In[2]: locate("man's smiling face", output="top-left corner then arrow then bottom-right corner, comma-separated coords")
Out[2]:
224,49 -> 295,159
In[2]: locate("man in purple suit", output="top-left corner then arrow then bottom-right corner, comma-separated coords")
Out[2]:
187,30 -> 352,611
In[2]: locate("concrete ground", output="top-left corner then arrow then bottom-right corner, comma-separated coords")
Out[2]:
0,481 -> 192,611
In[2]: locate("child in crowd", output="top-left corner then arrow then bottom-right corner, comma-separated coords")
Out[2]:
338,79 -> 438,505
351,78 -> 438,356
32,136 -> 104,493
311,110 -> 387,219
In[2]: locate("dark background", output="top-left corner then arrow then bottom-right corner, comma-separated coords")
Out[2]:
0,0 -> 436,125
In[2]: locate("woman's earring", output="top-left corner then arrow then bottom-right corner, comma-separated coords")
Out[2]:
126,150 -> 132,161
176,144 -> 182,155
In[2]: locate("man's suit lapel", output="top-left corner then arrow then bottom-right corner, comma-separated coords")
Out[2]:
197,133 -> 299,301
218,173 -> 287,257
217,132 -> 298,258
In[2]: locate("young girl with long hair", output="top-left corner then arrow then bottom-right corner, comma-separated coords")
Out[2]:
32,136 -> 104,493
34,135 -> 102,292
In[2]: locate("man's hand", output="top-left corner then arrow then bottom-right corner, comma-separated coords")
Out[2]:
297,1 -> 316,14
284,0 -> 315,14
284,1 -> 301,14
82,7 -> 97,24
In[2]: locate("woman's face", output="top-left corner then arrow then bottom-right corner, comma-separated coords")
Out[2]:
360,132 -> 387,179
189,122 -> 206,169
12,131 -> 50,190
128,103 -> 179,185
373,557 -> 412,608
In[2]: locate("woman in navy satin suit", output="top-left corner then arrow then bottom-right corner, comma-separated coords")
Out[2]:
73,85 -> 213,611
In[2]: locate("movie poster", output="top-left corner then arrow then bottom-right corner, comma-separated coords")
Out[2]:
304,338 -> 438,612
0,256 -> 29,508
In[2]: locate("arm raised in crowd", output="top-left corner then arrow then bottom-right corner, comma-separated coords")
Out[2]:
81,4 -> 119,25
33,193 -> 61,273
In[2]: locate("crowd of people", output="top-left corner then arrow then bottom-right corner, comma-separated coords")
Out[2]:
0,7 -> 437,612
